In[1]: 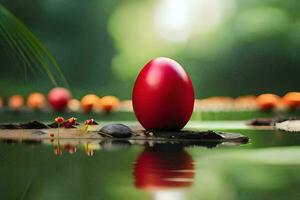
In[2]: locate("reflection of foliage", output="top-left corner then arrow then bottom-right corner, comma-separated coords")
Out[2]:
191,147 -> 300,200
0,4 -> 67,86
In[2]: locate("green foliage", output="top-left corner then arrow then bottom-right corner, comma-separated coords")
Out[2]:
0,3 -> 67,86
0,0 -> 299,98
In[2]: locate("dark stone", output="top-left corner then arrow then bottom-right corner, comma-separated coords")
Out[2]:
0,121 -> 49,129
99,124 -> 132,138
247,117 -> 299,126
140,129 -> 249,144
0,124 -> 18,129
47,122 -> 58,128
247,118 -> 276,126
150,130 -> 224,140
18,121 -> 49,129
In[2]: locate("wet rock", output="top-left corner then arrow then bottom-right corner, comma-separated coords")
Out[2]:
47,122 -> 58,128
0,121 -> 49,129
247,118 -> 277,126
247,117 -> 299,126
0,124 -> 18,129
99,124 -> 132,138
18,121 -> 49,129
276,120 -> 300,132
140,129 -> 249,144
149,130 -> 224,140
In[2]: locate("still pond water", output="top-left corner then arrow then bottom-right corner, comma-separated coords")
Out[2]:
1,121 -> 300,200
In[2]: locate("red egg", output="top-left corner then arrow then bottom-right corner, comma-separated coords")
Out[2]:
132,57 -> 194,130
48,87 -> 71,111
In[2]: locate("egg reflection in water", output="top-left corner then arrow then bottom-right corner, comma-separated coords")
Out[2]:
133,145 -> 195,200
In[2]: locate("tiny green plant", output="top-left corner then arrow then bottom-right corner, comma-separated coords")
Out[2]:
78,118 -> 98,134
55,116 -> 64,138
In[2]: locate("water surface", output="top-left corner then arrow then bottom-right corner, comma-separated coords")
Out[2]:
1,122 -> 300,200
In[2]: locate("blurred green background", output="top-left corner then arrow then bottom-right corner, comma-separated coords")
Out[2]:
0,0 -> 299,99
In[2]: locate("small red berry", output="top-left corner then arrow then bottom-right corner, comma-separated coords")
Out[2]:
85,118 -> 94,125
68,117 -> 77,125
55,116 -> 64,124
50,139 -> 54,143
50,133 -> 55,137
62,117 -> 79,128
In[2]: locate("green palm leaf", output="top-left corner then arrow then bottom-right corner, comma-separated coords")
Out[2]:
0,3 -> 68,86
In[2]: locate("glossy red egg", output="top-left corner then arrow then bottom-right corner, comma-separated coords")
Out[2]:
132,57 -> 194,130
48,87 -> 71,111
